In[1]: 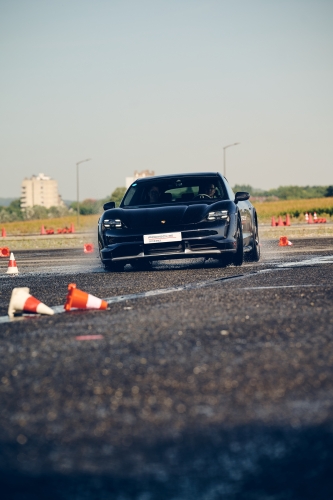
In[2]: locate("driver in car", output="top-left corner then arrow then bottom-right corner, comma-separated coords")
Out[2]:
202,183 -> 217,198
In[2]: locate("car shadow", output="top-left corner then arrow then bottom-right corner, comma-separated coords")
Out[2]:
124,258 -> 233,273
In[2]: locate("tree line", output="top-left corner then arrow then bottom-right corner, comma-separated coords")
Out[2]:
1,185 -> 332,222
233,184 -> 333,200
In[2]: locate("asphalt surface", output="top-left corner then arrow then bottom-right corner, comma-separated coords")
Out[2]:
0,238 -> 333,499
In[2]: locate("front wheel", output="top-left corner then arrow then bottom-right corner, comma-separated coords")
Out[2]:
231,220 -> 244,266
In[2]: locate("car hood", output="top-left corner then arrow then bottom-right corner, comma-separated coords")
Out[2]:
104,201 -> 233,229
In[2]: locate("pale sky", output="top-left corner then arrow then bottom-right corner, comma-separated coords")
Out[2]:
1,0 -> 332,200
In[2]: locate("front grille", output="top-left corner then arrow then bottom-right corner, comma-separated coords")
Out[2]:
112,244 -> 143,258
184,230 -> 218,238
144,242 -> 183,255
107,235 -> 143,244
188,242 -> 218,252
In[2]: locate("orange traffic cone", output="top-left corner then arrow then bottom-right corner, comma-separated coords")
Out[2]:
313,212 -> 318,222
277,216 -> 284,226
64,283 -> 108,311
41,225 -> 46,235
8,287 -> 54,318
70,223 -> 75,233
285,214 -> 291,226
308,213 -> 314,224
84,243 -> 94,253
6,252 -> 19,275
0,247 -> 10,258
1,227 -> 6,237
305,212 -> 309,222
271,216 -> 276,227
279,236 -> 293,246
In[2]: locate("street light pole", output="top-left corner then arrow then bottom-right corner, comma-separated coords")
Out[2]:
76,158 -> 91,228
223,143 -> 240,178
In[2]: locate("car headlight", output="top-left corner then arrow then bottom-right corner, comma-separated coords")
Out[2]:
103,219 -> 122,228
207,210 -> 229,221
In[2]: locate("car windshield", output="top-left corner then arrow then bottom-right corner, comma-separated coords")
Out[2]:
121,176 -> 227,207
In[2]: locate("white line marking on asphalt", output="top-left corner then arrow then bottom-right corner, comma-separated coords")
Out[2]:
1,254 -> 332,324
277,255 -> 333,267
241,284 -> 326,290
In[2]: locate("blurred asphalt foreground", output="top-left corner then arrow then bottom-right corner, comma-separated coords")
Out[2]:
0,238 -> 333,499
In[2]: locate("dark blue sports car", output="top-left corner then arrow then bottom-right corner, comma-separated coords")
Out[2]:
98,172 -> 260,271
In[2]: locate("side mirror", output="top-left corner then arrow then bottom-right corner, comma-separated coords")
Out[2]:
103,201 -> 116,210
234,191 -> 250,203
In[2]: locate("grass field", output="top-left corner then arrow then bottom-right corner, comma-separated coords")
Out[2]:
0,215 -> 99,235
253,197 -> 333,223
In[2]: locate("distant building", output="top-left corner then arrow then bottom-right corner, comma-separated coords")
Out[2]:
125,169 -> 155,188
20,173 -> 64,209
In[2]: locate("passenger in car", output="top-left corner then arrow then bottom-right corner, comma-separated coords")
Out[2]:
148,185 -> 161,203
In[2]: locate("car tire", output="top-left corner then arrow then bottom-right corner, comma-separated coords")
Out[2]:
231,219 -> 244,266
248,217 -> 260,262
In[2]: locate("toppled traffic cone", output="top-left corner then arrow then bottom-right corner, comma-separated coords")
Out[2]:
1,227 -> 6,237
0,247 -> 10,258
84,243 -> 94,253
64,283 -> 107,311
6,252 -> 19,275
285,214 -> 291,226
279,236 -> 293,246
308,213 -> 314,224
277,216 -> 284,226
8,287 -> 54,318
271,216 -> 276,227
41,225 -> 46,235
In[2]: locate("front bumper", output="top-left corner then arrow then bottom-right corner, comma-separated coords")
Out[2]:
100,221 -> 238,264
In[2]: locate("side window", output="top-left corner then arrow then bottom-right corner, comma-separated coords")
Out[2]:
223,177 -> 235,200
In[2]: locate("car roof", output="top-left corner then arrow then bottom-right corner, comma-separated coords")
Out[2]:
134,172 -> 222,183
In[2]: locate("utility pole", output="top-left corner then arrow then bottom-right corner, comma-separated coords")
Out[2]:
223,143 -> 240,178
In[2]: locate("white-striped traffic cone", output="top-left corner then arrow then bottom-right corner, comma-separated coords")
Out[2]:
64,283 -> 108,311
6,252 -> 19,275
8,287 -> 54,318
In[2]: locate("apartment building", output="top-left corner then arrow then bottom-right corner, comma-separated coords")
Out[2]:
20,173 -> 64,209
